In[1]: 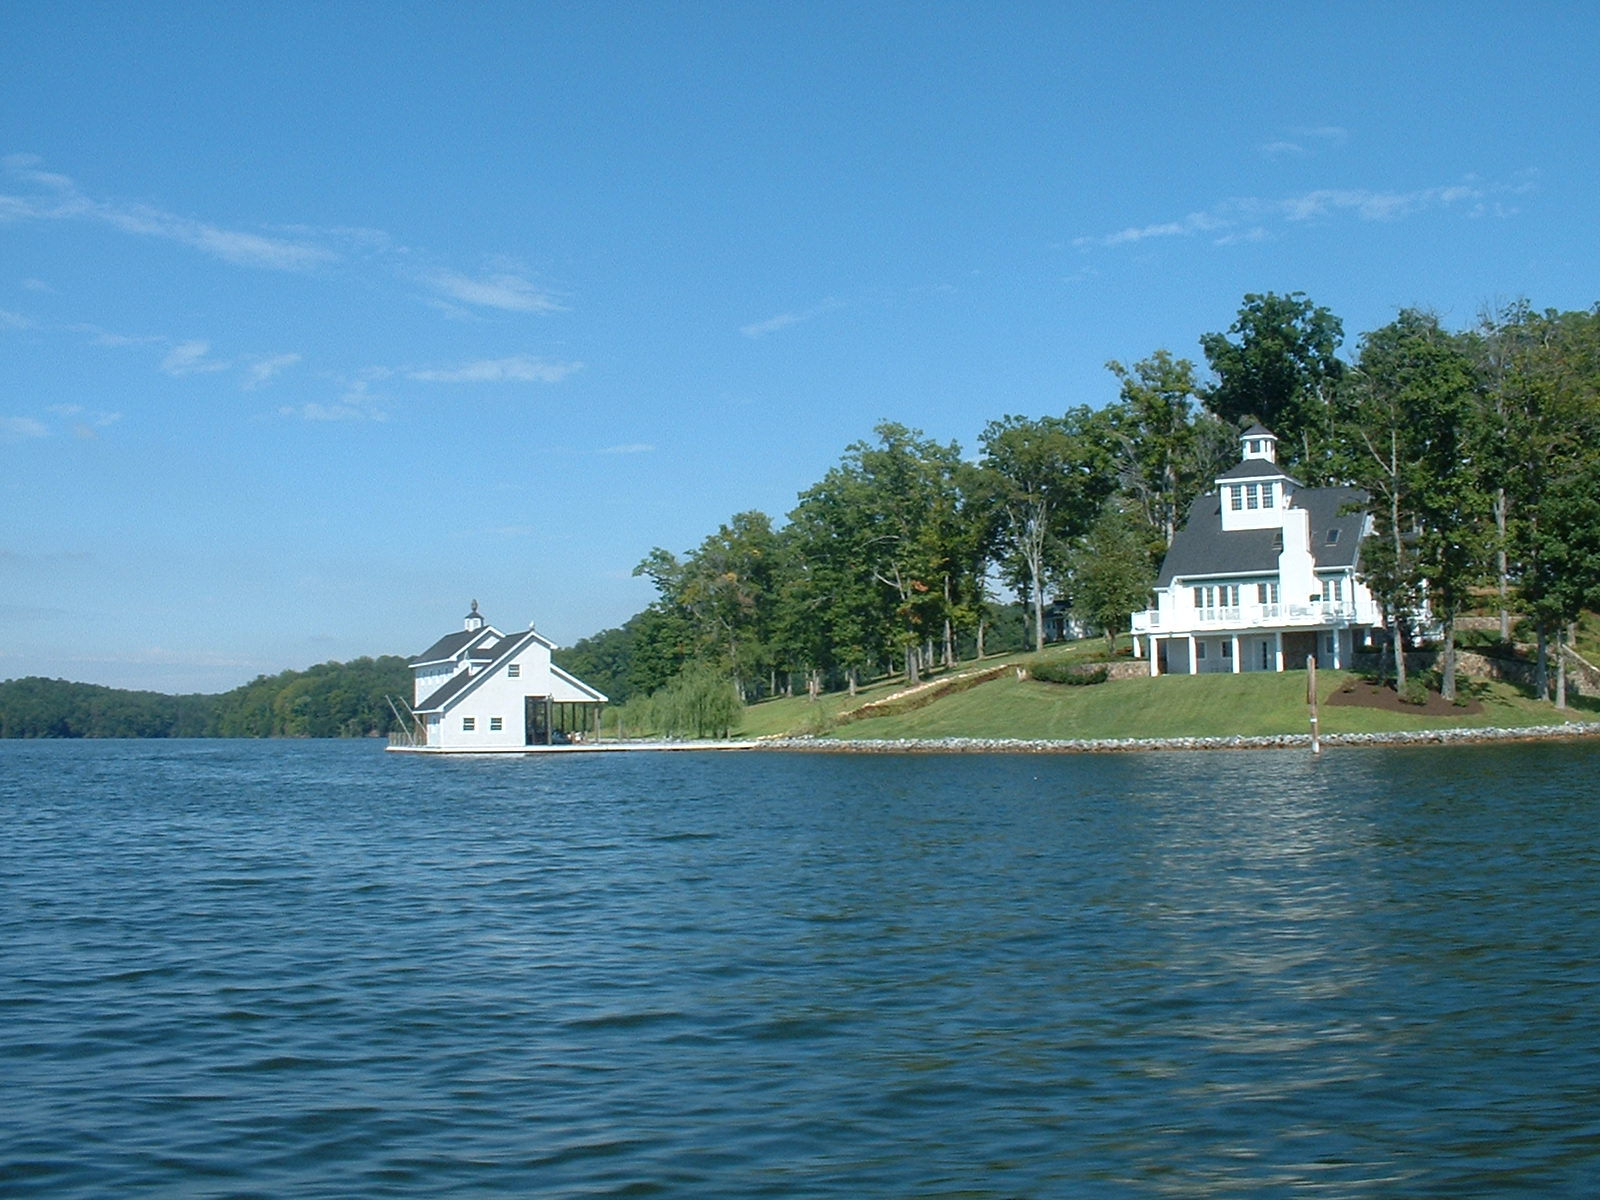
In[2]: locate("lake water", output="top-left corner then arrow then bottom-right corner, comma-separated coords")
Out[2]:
3,739 -> 1599,1198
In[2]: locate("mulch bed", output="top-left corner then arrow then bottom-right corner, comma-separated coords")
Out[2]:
1325,678 -> 1483,717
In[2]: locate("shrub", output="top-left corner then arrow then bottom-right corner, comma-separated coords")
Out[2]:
1029,663 -> 1109,686
1399,678 -> 1430,706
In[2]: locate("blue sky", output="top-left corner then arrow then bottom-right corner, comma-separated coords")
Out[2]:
4,2 -> 1596,692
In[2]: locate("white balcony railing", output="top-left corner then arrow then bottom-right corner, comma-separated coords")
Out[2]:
1132,601 -> 1362,636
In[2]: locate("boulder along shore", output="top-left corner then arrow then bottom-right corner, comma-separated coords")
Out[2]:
756,723 -> 1600,754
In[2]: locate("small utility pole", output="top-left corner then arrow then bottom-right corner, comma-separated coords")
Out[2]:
1307,655 -> 1321,757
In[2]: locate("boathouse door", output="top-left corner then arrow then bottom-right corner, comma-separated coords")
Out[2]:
525,695 -> 551,745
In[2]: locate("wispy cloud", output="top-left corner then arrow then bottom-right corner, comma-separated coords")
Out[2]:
0,308 -> 35,330
67,323 -> 162,349
2,154 -> 335,271
1074,173 -> 1534,250
161,339 -> 230,376
741,297 -> 847,338
1259,125 -> 1349,159
280,372 -> 391,423
243,352 -> 302,389
599,442 -> 654,455
47,404 -> 121,439
1,415 -> 49,441
407,355 -> 582,384
422,268 -> 564,314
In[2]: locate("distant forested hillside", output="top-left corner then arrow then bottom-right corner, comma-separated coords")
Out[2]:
0,656 -> 413,738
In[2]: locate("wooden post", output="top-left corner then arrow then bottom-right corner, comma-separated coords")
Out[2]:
1307,654 -> 1321,757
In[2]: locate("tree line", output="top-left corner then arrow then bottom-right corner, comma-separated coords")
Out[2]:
561,293 -> 1600,709
0,656 -> 413,739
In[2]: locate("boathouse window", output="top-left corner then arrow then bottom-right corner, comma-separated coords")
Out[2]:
490,717 -> 503,731
508,663 -> 521,678
462,717 -> 476,731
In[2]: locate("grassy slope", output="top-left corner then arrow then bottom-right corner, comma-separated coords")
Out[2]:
739,640 -> 1598,742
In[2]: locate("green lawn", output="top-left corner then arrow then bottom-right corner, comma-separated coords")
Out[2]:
809,669 -> 1594,742
735,641 -> 1112,738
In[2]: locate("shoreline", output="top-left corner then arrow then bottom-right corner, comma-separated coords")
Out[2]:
753,721 -> 1600,754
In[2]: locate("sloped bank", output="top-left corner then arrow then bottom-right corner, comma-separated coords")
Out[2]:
757,722 -> 1600,754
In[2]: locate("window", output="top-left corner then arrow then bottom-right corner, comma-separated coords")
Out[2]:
1229,486 -> 1243,511
1196,642 -> 1207,660
1321,578 -> 1344,603
462,717 -> 476,731
1245,482 -> 1259,510
1221,641 -> 1232,659
490,716 -> 503,731
1325,528 -> 1341,546
1225,585 -> 1240,607
1261,483 -> 1276,509
508,663 -> 521,678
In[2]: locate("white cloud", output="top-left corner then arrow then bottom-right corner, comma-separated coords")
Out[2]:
47,404 -> 121,438
0,308 -> 34,329
281,374 -> 389,422
407,355 -> 582,383
423,269 -> 563,314
69,323 -> 161,348
1259,140 -> 1307,159
599,442 -> 655,454
1,156 -> 334,272
161,339 -> 230,376
243,353 -> 302,389
1075,173 -> 1533,250
1,416 -> 48,441
741,297 -> 846,338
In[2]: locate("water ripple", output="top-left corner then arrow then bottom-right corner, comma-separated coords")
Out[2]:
3,739 -> 1599,1196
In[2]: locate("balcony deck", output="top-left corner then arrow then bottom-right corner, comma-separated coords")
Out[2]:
1132,601 -> 1364,636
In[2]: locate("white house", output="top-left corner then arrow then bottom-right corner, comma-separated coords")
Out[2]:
1130,426 -> 1384,675
390,602 -> 608,752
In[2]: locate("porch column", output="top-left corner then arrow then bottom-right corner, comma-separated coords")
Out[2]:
1149,636 -> 1160,677
1187,635 -> 1198,675
1274,631 -> 1284,672
1231,634 -> 1241,673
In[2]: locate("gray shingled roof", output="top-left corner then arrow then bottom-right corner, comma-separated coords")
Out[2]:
413,628 -> 539,713
1157,485 -> 1368,586
1216,458 -> 1301,483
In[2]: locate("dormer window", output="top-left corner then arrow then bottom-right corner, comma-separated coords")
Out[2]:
1325,528 -> 1340,545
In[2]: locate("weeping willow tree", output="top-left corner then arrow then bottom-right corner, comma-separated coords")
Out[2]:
627,663 -> 743,739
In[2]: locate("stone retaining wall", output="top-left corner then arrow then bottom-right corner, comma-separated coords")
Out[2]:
1352,648 -> 1595,697
763,723 -> 1600,754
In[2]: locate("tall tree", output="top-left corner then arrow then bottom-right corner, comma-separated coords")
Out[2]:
1200,292 -> 1345,478
1105,350 -> 1233,548
1475,302 -> 1600,689
1339,309 -> 1486,698
1072,501 -> 1155,654
788,422 -> 970,685
977,407 -> 1114,652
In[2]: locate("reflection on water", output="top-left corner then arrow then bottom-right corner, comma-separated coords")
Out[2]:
3,739 -> 1598,1197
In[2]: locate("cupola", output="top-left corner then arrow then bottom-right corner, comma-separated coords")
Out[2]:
1240,424 -> 1278,464
464,599 -> 486,632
